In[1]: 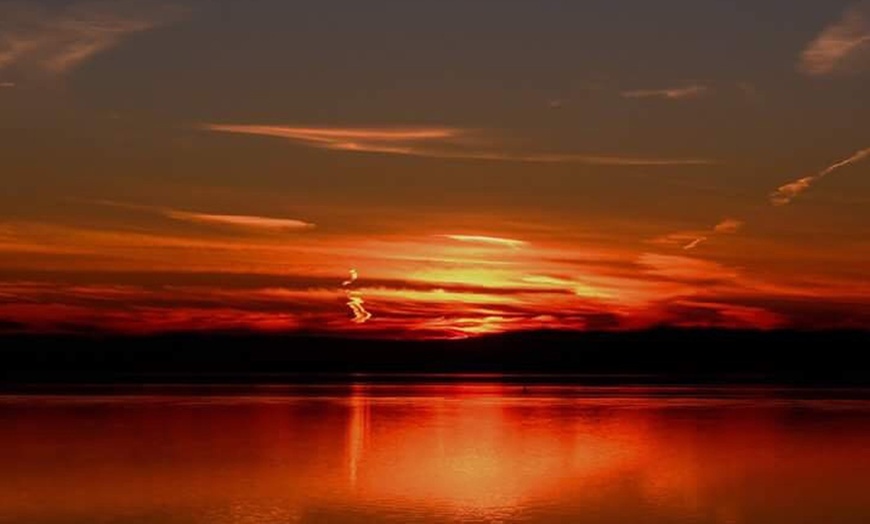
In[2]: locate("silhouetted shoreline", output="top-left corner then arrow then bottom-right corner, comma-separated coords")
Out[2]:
0,330 -> 868,387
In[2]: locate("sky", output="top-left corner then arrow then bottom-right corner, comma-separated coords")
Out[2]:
1,0 -> 868,338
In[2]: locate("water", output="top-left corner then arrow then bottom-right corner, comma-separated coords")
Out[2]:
1,385 -> 869,523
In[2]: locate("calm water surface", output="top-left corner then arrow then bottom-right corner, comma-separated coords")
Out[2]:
1,385 -> 869,523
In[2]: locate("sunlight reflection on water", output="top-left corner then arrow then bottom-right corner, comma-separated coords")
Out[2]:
1,384 -> 869,523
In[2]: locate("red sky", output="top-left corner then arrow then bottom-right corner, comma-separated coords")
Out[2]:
1,1 -> 868,337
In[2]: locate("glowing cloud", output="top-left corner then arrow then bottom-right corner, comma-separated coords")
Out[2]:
670,219 -> 742,250
0,1 -> 186,75
621,85 -> 708,100
164,210 -> 315,231
88,199 -> 315,232
799,1 -> 870,76
202,124 -> 714,166
440,235 -> 528,249
342,269 -> 372,324
771,147 -> 870,205
713,218 -> 744,234
682,237 -> 708,251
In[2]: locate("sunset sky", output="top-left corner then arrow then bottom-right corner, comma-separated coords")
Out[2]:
1,0 -> 869,337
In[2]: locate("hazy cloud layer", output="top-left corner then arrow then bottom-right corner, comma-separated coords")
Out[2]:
0,1 -> 186,75
203,124 -> 714,166
800,1 -> 870,75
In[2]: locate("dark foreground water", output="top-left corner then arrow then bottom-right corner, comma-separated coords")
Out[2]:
1,385 -> 869,523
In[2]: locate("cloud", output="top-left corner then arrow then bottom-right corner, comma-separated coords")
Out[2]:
163,210 -> 315,231
713,218 -> 744,234
342,269 -> 372,324
682,236 -> 708,251
0,81 -> 14,88
0,1 -> 186,76
90,199 -> 316,232
771,147 -> 870,205
440,235 -> 528,249
202,124 -> 715,166
655,218 -> 743,251
799,1 -> 870,76
621,84 -> 708,100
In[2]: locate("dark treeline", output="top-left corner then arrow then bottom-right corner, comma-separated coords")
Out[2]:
0,330 -> 867,386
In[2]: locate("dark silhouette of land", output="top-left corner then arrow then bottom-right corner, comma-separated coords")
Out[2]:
1,330 -> 868,387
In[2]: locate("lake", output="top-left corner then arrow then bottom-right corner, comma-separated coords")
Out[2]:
1,385 -> 869,523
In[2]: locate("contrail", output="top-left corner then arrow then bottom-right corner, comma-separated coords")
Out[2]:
342,269 -> 371,324
771,147 -> 870,206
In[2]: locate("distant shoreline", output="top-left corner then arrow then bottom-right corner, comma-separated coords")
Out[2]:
1,330 -> 868,387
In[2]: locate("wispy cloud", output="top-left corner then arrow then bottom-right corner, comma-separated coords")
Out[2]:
440,235 -> 528,249
621,84 -> 708,100
680,218 -> 744,250
653,218 -> 744,251
799,1 -> 870,76
0,1 -> 186,76
682,236 -> 708,251
164,210 -> 315,231
663,147 -> 868,252
771,147 -> 870,205
202,123 -> 714,166
713,218 -> 744,234
91,199 -> 316,232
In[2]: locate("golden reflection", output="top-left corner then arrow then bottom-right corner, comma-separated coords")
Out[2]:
0,388 -> 869,522
347,384 -> 371,488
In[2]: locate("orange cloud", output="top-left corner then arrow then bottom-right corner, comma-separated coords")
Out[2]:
799,1 -> 870,76
771,147 -> 870,205
440,235 -> 528,249
89,199 -> 315,232
682,236 -> 708,251
163,210 -> 315,231
655,219 -> 742,251
202,124 -> 714,166
2,215 -> 868,337
621,85 -> 708,100
713,218 -> 744,234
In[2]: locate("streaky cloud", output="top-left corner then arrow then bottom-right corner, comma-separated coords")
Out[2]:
682,236 -> 708,251
342,268 -> 372,324
90,199 -> 315,232
164,210 -> 315,231
799,1 -> 870,76
440,235 -> 528,249
0,1 -> 186,75
202,123 -> 715,166
621,84 -> 708,100
656,219 -> 742,251
771,147 -> 870,205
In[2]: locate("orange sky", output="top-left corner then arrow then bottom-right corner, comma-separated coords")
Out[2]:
1,1 -> 868,337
